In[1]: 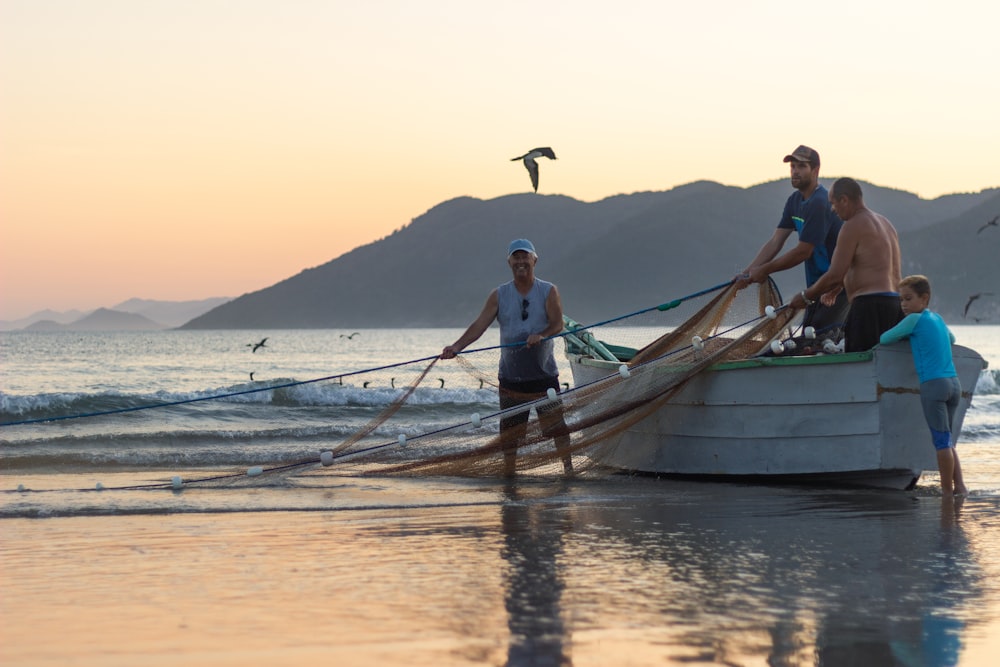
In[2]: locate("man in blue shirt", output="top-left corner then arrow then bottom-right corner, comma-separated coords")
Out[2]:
736,145 -> 849,341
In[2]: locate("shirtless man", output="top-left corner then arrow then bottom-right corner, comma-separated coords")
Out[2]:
789,177 -> 903,352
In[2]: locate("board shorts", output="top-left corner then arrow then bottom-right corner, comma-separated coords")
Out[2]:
844,293 -> 903,353
921,376 -> 961,449
498,376 -> 564,434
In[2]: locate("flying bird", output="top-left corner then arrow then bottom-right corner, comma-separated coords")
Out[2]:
340,332 -> 360,340
511,147 -> 557,192
964,292 -> 993,318
977,215 -> 999,234
247,337 -> 268,353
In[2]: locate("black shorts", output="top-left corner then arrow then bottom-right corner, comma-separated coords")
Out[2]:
844,293 -> 903,353
499,377 -> 562,431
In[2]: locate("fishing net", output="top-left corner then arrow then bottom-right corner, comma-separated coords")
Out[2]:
213,279 -> 798,484
34,280 -> 800,491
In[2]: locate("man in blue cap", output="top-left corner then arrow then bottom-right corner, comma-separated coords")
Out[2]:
441,238 -> 573,475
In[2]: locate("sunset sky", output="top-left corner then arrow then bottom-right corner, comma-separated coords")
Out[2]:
2,0 -> 998,320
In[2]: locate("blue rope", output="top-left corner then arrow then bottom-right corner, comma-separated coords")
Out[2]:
460,279 -> 733,355
1,280 -> 735,428
562,279 -> 733,333
0,354 -> 442,427
12,300 -> 780,493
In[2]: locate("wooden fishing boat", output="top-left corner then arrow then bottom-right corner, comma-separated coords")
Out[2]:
564,335 -> 987,490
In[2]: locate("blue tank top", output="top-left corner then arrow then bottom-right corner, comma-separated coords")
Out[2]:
497,279 -> 559,383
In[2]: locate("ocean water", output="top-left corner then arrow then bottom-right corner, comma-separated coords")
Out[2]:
2,326 -> 999,665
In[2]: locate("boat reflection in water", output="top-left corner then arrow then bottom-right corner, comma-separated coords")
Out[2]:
494,478 -> 983,665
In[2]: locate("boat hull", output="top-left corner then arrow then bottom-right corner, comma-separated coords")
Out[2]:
567,342 -> 986,489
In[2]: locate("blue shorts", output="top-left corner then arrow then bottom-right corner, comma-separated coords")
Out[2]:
920,376 -> 961,450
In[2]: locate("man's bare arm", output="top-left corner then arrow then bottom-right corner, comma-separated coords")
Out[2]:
441,290 -> 499,358
736,228 -> 794,287
804,222 -> 858,300
749,240 -> 815,283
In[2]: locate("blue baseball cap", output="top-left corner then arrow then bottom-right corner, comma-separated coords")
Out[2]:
507,238 -> 537,257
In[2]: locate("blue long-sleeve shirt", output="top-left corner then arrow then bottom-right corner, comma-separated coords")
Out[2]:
879,310 -> 956,383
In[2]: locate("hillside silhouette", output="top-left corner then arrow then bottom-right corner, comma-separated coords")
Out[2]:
180,180 -> 1000,328
4,297 -> 231,332
23,308 -> 165,331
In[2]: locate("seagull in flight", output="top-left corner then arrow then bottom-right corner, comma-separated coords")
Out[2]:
247,337 -> 268,353
977,215 -> 999,234
511,147 -> 557,192
964,293 -> 993,318
340,332 -> 360,340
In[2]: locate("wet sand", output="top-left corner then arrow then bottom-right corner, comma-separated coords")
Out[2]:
4,474 -> 1000,666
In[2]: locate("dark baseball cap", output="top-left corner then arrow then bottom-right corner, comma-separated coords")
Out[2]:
782,145 -> 820,167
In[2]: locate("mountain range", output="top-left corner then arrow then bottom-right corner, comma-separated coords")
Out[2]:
179,179 -> 1000,328
7,179 -> 998,332
3,297 -> 231,332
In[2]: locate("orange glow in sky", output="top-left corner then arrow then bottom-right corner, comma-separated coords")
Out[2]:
2,0 -> 998,319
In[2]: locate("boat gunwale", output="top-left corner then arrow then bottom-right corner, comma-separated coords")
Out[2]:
568,343 -> 987,374
569,348 -> 875,373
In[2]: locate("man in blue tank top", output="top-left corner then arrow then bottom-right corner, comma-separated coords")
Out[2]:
441,239 -> 573,476
736,145 -> 849,342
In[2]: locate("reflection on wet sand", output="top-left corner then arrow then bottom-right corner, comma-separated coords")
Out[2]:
500,481 -> 572,666
587,486 -> 976,665
502,480 -> 986,666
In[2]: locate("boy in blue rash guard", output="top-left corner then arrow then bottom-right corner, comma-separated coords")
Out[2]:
879,275 -> 968,496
